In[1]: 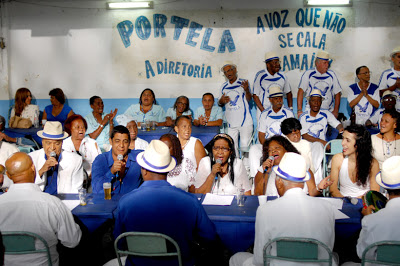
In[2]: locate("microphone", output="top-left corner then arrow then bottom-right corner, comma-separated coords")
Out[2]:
116,154 -> 123,178
214,158 -> 222,180
264,156 -> 275,173
50,151 -> 57,171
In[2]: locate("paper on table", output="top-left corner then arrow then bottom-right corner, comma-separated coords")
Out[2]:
62,200 -> 80,211
319,197 -> 344,209
202,193 -> 234,206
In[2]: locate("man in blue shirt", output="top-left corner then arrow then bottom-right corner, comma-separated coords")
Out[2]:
114,140 -> 217,266
91,125 -> 142,194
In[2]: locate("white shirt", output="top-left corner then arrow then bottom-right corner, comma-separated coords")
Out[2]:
253,188 -> 336,266
287,138 -> 314,173
347,83 -> 380,125
368,108 -> 384,128
62,136 -> 101,177
371,134 -> 400,169
0,141 -> 19,188
339,157 -> 370,198
166,107 -> 192,119
0,183 -> 81,266
252,69 -> 292,110
299,110 -> 341,141
182,136 -> 199,169
357,197 -> 400,260
167,157 -> 196,192
194,157 -> 251,195
258,107 -> 294,139
378,68 -> 400,112
298,68 -> 342,111
220,78 -> 253,128
29,149 -> 84,193
10,104 -> 40,128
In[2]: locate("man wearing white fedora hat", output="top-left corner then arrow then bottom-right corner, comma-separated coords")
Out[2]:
230,152 -> 336,266
252,51 -> 293,122
297,50 -> 342,118
29,121 -> 83,194
114,140 -> 217,266
377,46 -> 400,112
219,61 -> 253,156
299,89 -> 343,148
356,156 -> 400,260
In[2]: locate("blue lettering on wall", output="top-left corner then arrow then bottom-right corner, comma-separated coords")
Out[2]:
200,28 -> 216,52
144,59 -> 213,79
117,20 -> 134,48
218,30 -> 236,53
153,14 -> 167,38
145,60 -> 155,78
257,16 -> 265,34
171,15 -> 190,40
186,21 -> 203,47
135,16 -> 151,40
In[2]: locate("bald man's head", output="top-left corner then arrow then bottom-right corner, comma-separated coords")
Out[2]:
5,152 -> 36,184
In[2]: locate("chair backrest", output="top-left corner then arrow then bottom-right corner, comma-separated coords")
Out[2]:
17,145 -> 35,153
2,231 -> 52,266
263,237 -> 332,266
361,241 -> 400,265
114,232 -> 182,266
322,139 -> 343,195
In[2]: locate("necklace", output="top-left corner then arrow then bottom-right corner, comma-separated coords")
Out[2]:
181,139 -> 189,150
382,137 -> 397,159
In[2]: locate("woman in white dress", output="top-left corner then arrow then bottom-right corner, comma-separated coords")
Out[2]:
371,110 -> 400,169
10,88 -> 39,128
63,114 -> 101,189
160,134 -> 196,193
165,96 -> 192,127
195,133 -> 251,195
174,115 -> 206,170
254,135 -> 325,197
330,125 -> 380,198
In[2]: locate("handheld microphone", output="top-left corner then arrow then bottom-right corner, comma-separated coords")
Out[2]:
264,156 -> 275,173
116,154 -> 123,178
50,151 -> 57,171
215,158 -> 222,180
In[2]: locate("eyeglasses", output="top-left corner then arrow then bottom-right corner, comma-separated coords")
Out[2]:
213,146 -> 230,152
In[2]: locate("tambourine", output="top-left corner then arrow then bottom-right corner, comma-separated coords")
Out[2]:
362,190 -> 388,213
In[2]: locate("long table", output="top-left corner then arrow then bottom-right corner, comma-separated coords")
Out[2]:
137,126 -> 220,146
62,193 -> 363,255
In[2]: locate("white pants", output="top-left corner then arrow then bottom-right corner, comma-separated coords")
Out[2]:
310,142 -> 324,185
249,144 -> 262,178
227,123 -> 253,157
229,252 -> 255,266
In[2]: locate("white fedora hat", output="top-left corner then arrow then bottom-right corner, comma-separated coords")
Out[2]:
221,61 -> 237,72
136,140 -> 176,173
37,121 -> 69,140
265,51 -> 279,62
375,156 -> 400,190
390,46 -> 400,58
382,90 -> 396,100
273,152 -> 310,182
307,89 -> 326,101
316,50 -> 330,61
268,86 -> 283,98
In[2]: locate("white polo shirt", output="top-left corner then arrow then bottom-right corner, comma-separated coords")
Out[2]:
299,110 -> 341,141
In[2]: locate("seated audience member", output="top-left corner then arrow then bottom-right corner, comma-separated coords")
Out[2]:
254,136 -> 326,197
356,156 -> 400,261
0,115 -> 37,147
218,61 -> 253,157
165,95 -> 192,126
160,134 -> 196,192
195,133 -> 251,195
29,121 -> 83,194
62,115 -> 101,188
121,88 -> 167,127
174,115 -> 206,170
0,152 -> 81,266
330,125 -> 380,198
85,96 -> 117,153
126,120 -> 149,150
377,46 -> 400,111
299,89 -> 344,148
371,109 -> 400,169
366,90 -> 396,129
252,51 -> 293,122
193,93 -> 223,127
257,86 -> 294,144
42,88 -> 74,126
0,125 -> 19,189
347,66 -> 380,125
9,87 -> 40,128
91,125 -> 142,194
230,152 -> 336,266
114,140 -> 217,266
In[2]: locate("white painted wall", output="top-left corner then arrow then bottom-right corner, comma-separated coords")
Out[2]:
0,0 -> 399,111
